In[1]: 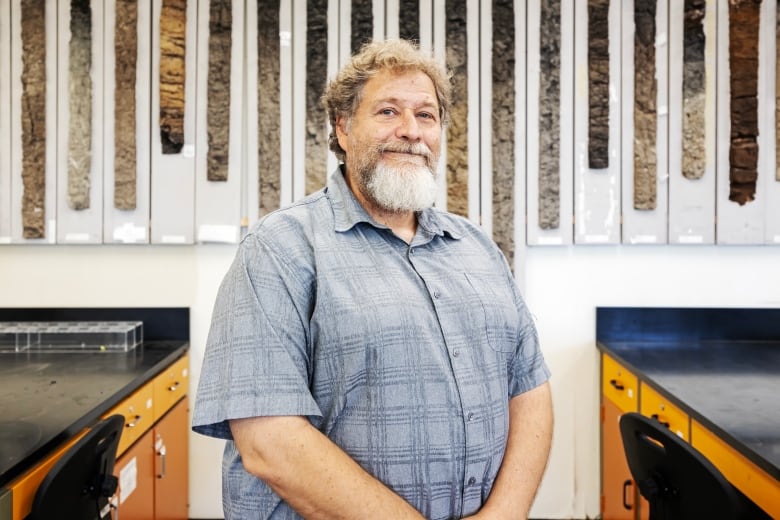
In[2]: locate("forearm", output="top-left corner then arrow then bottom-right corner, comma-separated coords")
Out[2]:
477,381 -> 554,519
230,415 -> 425,520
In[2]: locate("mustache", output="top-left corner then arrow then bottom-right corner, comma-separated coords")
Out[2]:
378,142 -> 435,164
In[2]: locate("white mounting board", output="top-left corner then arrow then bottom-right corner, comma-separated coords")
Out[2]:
9,0 -> 58,244
150,0 -> 198,244
620,0 -> 669,245
194,0 -> 244,244
526,0 -> 574,246
573,0 -> 621,245
103,0 -> 152,244
56,0 -> 104,244
667,0 -> 717,245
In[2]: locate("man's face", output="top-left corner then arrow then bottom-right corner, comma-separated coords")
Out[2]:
336,69 -> 442,213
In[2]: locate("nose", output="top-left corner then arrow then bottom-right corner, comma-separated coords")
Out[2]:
395,110 -> 421,141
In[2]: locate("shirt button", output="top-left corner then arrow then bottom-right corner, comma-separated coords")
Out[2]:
468,476 -> 476,486
409,248 -> 415,255
433,290 -> 440,299
467,412 -> 475,421
452,349 -> 460,357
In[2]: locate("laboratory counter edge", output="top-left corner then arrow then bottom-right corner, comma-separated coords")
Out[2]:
597,306 -> 780,519
0,307 -> 189,519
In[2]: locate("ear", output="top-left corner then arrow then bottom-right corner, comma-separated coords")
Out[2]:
335,116 -> 349,151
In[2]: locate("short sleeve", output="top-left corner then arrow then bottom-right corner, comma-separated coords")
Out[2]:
192,231 -> 322,440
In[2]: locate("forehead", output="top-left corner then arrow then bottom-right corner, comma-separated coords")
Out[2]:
359,69 -> 438,108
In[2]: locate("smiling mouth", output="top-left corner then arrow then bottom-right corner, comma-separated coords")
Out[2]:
383,151 -> 426,164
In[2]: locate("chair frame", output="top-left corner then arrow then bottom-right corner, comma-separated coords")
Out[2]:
619,411 -> 745,520
29,414 -> 125,520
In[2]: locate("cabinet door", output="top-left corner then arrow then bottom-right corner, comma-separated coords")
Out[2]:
154,397 -> 189,520
115,428 -> 155,520
602,397 -> 636,520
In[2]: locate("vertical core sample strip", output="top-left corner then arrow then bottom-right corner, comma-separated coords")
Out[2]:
159,0 -> 186,154
538,0 -> 561,229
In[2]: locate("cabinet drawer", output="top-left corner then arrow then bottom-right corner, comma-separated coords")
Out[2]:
153,354 -> 189,422
105,383 -> 155,457
602,354 -> 638,413
639,383 -> 689,441
691,421 -> 779,519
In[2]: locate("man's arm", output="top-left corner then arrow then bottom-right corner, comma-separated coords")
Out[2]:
469,381 -> 554,520
230,415 -> 425,520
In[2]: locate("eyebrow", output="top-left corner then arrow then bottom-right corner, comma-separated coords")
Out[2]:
372,97 -> 439,112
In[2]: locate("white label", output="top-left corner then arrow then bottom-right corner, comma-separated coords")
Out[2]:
584,234 -> 610,244
182,144 -> 195,158
119,457 -> 138,504
64,232 -> 90,242
678,235 -> 703,244
198,224 -> 238,244
630,235 -> 658,244
536,236 -> 563,246
0,236 -> 11,244
113,223 -> 147,243
280,31 -> 292,46
161,235 -> 187,244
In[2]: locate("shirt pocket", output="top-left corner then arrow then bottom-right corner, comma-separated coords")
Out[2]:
463,272 -> 519,353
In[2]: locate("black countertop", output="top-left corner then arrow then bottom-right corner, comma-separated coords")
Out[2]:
0,341 -> 189,489
597,339 -> 780,481
597,307 -> 780,483
0,307 -> 190,491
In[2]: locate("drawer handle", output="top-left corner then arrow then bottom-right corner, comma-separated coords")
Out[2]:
125,414 -> 142,428
609,379 -> 624,391
167,381 -> 180,392
157,444 -> 167,479
622,479 -> 634,510
651,414 -> 670,428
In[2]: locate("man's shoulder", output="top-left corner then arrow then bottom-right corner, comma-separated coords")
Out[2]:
244,188 -> 333,244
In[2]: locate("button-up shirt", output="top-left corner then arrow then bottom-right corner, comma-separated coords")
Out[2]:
192,167 -> 550,519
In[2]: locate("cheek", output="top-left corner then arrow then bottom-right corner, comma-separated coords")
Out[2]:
426,134 -> 442,156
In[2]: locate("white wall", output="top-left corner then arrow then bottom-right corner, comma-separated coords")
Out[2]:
1,244 -> 779,518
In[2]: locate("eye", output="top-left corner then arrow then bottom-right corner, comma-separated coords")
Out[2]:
418,112 -> 435,120
379,108 -> 397,116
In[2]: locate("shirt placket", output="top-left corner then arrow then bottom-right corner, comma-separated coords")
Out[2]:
407,241 -> 490,517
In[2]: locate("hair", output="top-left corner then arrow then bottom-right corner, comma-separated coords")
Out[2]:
321,39 -> 452,162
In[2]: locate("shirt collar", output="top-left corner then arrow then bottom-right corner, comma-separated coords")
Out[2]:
327,166 -> 463,240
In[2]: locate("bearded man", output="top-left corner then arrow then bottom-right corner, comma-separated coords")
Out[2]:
193,39 -> 553,520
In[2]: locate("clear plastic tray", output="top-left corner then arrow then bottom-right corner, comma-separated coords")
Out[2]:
0,321 -> 143,353
0,323 -> 30,352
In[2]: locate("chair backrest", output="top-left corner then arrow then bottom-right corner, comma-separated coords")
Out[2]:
30,414 -> 125,520
619,412 -> 744,520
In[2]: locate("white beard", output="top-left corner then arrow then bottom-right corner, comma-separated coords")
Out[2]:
359,142 -> 439,213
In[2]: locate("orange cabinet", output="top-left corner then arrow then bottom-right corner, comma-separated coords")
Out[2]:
105,382 -> 155,457
115,426 -> 155,520
602,354 -> 638,412
602,397 -> 636,520
639,383 -> 689,441
601,354 -> 639,520
114,397 -> 189,520
153,354 -> 189,423
691,421 -> 779,519
154,397 -> 189,519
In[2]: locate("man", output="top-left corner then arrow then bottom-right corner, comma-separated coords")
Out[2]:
193,39 -> 553,519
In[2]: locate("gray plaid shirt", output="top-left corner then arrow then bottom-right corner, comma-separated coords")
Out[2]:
192,167 -> 550,519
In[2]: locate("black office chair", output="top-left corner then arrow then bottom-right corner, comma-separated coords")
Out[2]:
29,414 -> 125,520
619,412 -> 771,520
